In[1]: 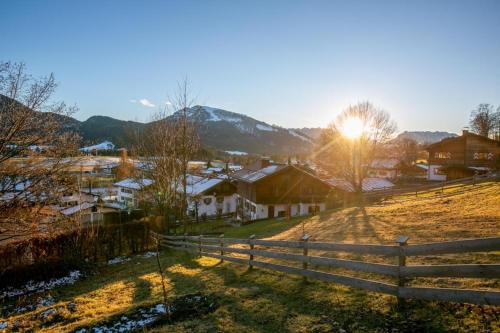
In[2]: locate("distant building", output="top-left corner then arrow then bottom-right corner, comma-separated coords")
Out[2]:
426,130 -> 499,180
233,158 -> 331,221
182,176 -> 237,219
367,159 -> 401,179
114,178 -> 153,208
80,141 -> 116,153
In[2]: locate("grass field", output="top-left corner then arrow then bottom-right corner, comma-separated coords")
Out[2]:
1,182 -> 499,332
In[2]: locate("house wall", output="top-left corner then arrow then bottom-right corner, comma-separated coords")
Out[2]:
237,195 -> 325,221
236,166 -> 330,205
117,187 -> 137,207
188,194 -> 237,217
427,133 -> 499,169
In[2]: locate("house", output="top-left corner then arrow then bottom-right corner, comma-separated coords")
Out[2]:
367,159 -> 401,179
183,175 -> 237,219
80,141 -> 116,153
426,130 -> 499,180
114,178 -> 153,208
233,158 -> 331,221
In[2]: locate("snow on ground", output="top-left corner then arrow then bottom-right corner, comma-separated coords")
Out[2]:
0,271 -> 81,300
225,150 -> 248,156
80,141 -> 115,152
107,256 -> 131,265
81,303 -> 167,333
288,129 -> 312,142
140,252 -> 157,258
5,295 -> 56,315
256,124 -> 276,132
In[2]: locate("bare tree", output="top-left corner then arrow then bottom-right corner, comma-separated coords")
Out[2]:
0,61 -> 80,242
314,102 -> 397,193
469,104 -> 498,138
134,79 -> 199,233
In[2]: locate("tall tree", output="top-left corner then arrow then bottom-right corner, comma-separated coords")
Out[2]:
135,79 -> 199,232
0,62 -> 79,242
469,104 -> 498,138
314,102 -> 396,193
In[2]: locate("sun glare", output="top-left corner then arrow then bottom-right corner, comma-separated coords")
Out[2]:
341,117 -> 364,139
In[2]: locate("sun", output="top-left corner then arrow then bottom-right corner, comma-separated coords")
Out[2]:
340,117 -> 364,139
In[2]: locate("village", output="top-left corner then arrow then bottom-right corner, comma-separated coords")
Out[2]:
6,127 -> 495,231
1,1 -> 500,332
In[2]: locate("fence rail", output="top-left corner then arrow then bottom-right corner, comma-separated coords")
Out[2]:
153,232 -> 500,306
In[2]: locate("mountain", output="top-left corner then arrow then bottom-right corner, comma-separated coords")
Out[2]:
289,127 -> 323,140
168,106 -> 313,155
79,116 -> 145,147
1,95 -> 312,155
395,131 -> 458,144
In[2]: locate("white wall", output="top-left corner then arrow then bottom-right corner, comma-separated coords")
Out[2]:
189,194 -> 237,217
237,195 -> 326,221
427,165 -> 447,181
117,187 -> 137,207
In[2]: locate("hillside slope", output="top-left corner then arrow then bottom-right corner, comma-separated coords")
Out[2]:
272,183 -> 500,243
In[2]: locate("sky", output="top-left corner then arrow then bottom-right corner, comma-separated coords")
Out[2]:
1,0 -> 500,133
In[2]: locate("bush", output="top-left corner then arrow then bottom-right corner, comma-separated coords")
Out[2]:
0,221 -> 153,286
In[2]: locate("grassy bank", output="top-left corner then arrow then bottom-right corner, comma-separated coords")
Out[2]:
1,182 -> 499,332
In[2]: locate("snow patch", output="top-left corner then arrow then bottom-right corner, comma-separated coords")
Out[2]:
225,150 -> 248,156
0,322 -> 7,329
90,303 -> 168,332
256,124 -> 276,132
288,129 -> 312,142
107,257 -> 131,265
0,271 -> 81,300
140,252 -> 157,258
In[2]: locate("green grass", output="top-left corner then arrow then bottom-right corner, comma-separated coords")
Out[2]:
2,185 -> 499,332
172,215 -> 310,239
2,250 -> 497,333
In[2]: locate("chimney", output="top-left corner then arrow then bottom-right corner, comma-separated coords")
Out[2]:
462,127 -> 469,136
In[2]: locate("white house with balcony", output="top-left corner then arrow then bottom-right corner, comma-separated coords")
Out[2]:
114,178 -> 153,208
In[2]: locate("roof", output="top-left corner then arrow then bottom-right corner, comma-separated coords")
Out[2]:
370,159 -> 400,169
327,177 -> 395,192
114,178 -> 153,190
60,202 -> 95,216
185,177 -> 225,196
233,164 -> 287,183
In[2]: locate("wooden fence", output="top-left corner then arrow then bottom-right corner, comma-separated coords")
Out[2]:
152,232 -> 500,306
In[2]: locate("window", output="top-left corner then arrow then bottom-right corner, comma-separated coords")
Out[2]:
434,152 -> 451,159
203,197 -> 212,205
121,188 -> 133,194
216,196 -> 224,204
473,152 -> 494,160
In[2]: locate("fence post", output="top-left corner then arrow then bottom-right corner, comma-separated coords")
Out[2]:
249,234 -> 256,269
219,234 -> 224,263
301,234 -> 311,282
184,233 -> 188,249
396,236 -> 409,307
198,234 -> 203,257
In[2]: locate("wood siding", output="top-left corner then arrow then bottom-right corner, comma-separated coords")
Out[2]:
237,166 -> 331,204
427,132 -> 499,168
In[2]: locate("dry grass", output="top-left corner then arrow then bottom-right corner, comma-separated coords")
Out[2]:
273,182 -> 500,244
1,183 -> 499,332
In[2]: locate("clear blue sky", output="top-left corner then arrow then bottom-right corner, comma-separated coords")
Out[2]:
2,0 -> 499,132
